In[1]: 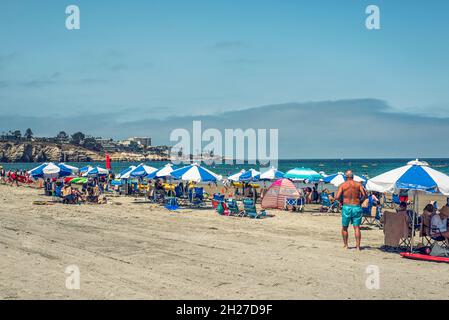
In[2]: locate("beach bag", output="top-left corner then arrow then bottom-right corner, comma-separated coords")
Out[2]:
430,244 -> 449,257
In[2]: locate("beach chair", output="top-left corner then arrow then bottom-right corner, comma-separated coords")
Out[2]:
52,185 -> 63,202
284,197 -> 305,212
242,198 -> 267,219
212,193 -> 225,209
320,193 -> 340,213
164,197 -> 179,211
420,213 -> 448,249
362,196 -> 381,227
189,187 -> 204,207
382,211 -> 412,250
226,198 -> 241,216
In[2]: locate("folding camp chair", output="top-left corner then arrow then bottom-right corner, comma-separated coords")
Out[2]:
420,213 -> 448,249
284,197 -> 305,212
52,185 -> 63,202
212,193 -> 225,209
189,187 -> 205,208
164,197 -> 179,211
242,198 -> 267,219
362,196 -> 381,227
226,198 -> 241,216
320,193 -> 340,213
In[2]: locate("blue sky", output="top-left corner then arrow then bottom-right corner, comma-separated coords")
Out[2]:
1,0 -> 449,157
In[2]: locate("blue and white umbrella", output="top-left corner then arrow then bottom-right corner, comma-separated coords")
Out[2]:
259,167 -> 284,181
171,163 -> 222,183
58,163 -> 79,174
81,166 -> 109,177
28,162 -> 74,178
129,163 -> 158,178
284,167 -> 322,182
322,172 -> 366,187
146,163 -> 175,179
366,159 -> 449,251
366,159 -> 449,195
116,166 -> 136,179
239,168 -> 261,181
228,169 -> 246,182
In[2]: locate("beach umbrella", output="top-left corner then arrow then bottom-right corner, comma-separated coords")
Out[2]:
239,168 -> 261,181
170,163 -> 222,183
284,167 -> 322,182
145,163 -> 175,179
129,163 -> 158,178
322,172 -> 366,187
116,166 -> 136,179
81,166 -> 109,177
228,169 -> 246,182
58,163 -> 79,174
259,167 -> 285,181
70,177 -> 88,184
28,162 -> 74,179
366,159 -> 449,195
366,159 -> 449,252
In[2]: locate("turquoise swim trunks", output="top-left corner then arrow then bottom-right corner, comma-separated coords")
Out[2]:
342,205 -> 362,227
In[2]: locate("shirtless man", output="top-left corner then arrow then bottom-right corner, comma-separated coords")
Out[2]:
335,170 -> 367,250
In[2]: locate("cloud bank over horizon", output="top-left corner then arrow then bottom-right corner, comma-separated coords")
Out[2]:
1,98 -> 449,159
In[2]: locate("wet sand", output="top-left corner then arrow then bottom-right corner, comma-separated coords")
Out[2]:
0,183 -> 448,300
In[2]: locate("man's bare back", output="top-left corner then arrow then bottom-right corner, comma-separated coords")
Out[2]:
336,180 -> 366,205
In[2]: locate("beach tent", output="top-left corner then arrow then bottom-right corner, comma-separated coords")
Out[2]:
28,162 -> 74,179
116,166 -> 136,179
239,168 -> 261,181
322,172 -> 366,187
81,166 -> 109,177
146,163 -> 175,179
58,163 -> 79,174
228,169 -> 246,182
259,167 -> 284,180
129,163 -> 158,178
261,178 -> 302,209
366,159 -> 449,251
284,167 -> 322,182
170,163 -> 222,183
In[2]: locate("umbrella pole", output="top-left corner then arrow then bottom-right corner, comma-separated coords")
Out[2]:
410,191 -> 418,252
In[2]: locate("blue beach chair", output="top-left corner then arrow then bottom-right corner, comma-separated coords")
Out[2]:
320,193 -> 340,213
242,198 -> 267,219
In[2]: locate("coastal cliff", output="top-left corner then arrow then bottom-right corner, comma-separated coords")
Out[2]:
0,141 -> 169,163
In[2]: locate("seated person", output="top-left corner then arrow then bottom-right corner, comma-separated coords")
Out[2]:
431,206 -> 449,242
61,184 -> 75,203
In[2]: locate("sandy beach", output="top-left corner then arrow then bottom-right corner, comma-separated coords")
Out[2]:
1,183 -> 448,300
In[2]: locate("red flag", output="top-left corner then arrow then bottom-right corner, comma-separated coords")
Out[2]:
106,154 -> 111,170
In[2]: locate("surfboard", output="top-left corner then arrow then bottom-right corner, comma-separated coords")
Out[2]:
400,252 -> 449,263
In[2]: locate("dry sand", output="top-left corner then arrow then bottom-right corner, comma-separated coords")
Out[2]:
1,183 -> 448,300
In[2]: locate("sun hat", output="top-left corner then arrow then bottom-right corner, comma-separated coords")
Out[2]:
438,206 -> 449,218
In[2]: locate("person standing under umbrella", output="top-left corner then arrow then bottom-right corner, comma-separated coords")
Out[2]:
335,170 -> 367,250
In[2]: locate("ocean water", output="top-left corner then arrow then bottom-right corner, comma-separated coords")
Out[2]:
2,158 -> 449,178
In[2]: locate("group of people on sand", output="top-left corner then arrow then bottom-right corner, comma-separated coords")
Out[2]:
0,167 -> 33,186
44,177 -> 107,204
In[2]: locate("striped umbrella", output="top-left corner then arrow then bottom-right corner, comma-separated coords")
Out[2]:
171,163 -> 221,182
